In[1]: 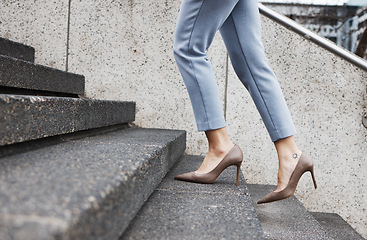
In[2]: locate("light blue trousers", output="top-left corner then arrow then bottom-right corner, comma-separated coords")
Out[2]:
173,0 -> 296,142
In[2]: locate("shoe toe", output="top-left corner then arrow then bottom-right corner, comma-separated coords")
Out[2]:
174,172 -> 194,181
257,191 -> 279,204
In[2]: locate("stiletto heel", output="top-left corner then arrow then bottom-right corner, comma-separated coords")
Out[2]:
257,152 -> 317,204
235,161 -> 242,186
174,145 -> 243,185
310,166 -> 317,189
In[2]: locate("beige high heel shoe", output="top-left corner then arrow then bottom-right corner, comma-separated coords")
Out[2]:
174,145 -> 244,185
257,152 -> 317,204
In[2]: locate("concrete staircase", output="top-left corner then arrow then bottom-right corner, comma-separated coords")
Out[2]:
1,38 -> 364,240
0,37 -> 185,239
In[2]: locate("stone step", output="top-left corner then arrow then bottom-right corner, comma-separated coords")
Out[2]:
121,155 -> 265,240
0,37 -> 35,62
0,54 -> 84,96
0,94 -> 135,146
247,184 -> 332,240
0,127 -> 186,240
311,212 -> 365,240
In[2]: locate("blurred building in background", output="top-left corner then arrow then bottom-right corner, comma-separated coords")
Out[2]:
355,5 -> 367,58
261,0 -> 367,58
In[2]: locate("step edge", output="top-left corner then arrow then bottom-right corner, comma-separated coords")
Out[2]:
0,37 -> 35,62
0,54 -> 84,95
0,95 -> 136,146
310,211 -> 366,240
246,183 -> 333,239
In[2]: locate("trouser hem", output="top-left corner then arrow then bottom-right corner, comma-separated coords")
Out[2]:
197,118 -> 227,132
270,128 -> 297,142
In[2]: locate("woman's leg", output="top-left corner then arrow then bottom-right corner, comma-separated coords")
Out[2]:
219,0 -> 296,142
173,0 -> 239,132
219,0 -> 299,190
173,0 -> 240,173
274,136 -> 302,191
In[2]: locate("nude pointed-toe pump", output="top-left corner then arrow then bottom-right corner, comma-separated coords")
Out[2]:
174,145 -> 243,185
257,152 -> 317,204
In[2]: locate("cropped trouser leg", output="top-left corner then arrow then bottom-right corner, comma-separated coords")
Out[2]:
173,0 -> 239,131
219,0 -> 296,141
173,0 -> 296,142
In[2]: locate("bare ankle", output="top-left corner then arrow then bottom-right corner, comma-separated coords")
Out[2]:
279,149 -> 302,163
274,136 -> 301,161
205,127 -> 233,155
208,142 -> 234,156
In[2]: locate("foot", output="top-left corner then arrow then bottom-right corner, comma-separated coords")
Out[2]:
275,150 -> 302,192
195,142 -> 235,174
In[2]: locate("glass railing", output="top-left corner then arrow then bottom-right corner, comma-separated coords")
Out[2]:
258,3 -> 367,72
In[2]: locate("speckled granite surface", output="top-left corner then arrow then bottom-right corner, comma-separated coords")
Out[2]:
0,127 -> 186,240
121,155 -> 265,240
0,94 -> 135,146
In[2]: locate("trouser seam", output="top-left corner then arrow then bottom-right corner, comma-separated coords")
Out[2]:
186,0 -> 211,129
230,14 -> 280,140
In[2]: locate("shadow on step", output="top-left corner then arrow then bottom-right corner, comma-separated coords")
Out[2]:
121,155 -> 265,240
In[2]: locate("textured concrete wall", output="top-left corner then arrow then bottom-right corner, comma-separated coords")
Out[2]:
0,0 -> 69,70
66,0 -> 227,157
1,0 -> 366,237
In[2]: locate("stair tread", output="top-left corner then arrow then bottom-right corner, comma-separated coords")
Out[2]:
0,127 -> 186,240
311,212 -> 365,240
0,37 -> 35,62
0,54 -> 84,95
121,155 -> 265,240
0,94 -> 135,146
247,184 -> 332,240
